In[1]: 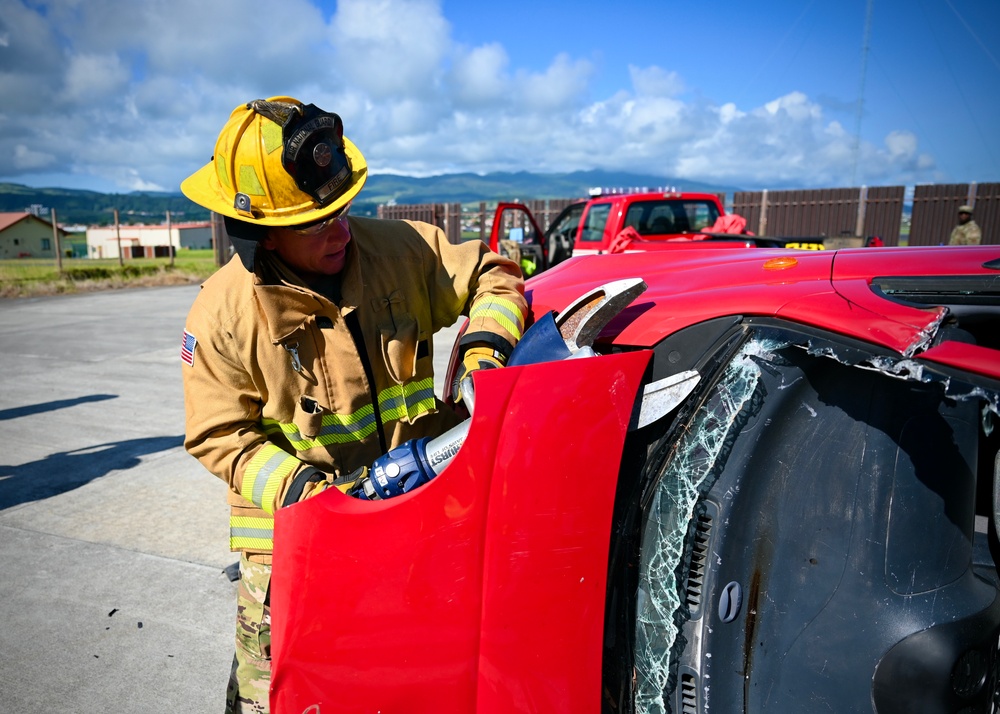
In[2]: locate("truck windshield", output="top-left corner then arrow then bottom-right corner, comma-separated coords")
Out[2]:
579,203 -> 612,243
624,200 -> 721,235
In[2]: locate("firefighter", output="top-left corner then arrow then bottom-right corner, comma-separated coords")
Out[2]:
179,97 -> 526,713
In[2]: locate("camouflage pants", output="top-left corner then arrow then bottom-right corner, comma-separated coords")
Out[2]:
225,555 -> 272,713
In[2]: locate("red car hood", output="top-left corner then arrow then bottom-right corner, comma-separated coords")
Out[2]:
528,246 -> 1000,380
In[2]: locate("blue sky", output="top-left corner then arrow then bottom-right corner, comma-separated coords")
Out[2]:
0,0 -> 996,194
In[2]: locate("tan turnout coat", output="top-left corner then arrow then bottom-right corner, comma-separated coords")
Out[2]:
182,216 -> 526,557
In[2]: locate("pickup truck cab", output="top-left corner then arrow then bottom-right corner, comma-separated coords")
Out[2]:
485,188 -> 860,277
572,188 -> 725,256
488,188 -> 757,276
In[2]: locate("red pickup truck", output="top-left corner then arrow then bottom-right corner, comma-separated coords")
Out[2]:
487,188 -> 806,276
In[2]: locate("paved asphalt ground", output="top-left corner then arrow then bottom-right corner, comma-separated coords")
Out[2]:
0,284 -> 462,714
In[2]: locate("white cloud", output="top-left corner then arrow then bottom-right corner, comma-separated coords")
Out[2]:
629,65 -> 684,97
63,53 -> 129,101
517,53 -> 593,111
0,0 -> 944,193
671,92 -> 936,188
330,0 -> 450,99
449,42 -> 510,105
885,130 -> 917,159
13,144 -> 55,169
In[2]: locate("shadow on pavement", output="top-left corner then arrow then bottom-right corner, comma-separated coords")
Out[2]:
0,435 -> 185,510
0,394 -> 118,421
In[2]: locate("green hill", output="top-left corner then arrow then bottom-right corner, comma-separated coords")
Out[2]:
0,171 -> 738,226
0,183 -> 211,226
361,170 -> 735,205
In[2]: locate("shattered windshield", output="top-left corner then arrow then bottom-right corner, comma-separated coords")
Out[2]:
633,336 -> 785,713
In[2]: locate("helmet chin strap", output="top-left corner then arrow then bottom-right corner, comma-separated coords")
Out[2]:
224,216 -> 269,272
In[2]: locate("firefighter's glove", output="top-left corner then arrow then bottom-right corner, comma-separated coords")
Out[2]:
337,466 -> 369,497
300,479 -> 331,501
281,466 -> 332,507
451,346 -> 505,404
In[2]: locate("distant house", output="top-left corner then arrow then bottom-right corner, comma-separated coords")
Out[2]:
0,212 -> 65,259
85,221 -> 213,259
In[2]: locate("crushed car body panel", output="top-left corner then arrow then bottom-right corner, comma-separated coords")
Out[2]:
527,247 -> 999,377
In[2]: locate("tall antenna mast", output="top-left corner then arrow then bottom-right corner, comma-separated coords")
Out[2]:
851,0 -> 874,187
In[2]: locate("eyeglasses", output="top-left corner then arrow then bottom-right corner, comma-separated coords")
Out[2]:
289,202 -> 351,235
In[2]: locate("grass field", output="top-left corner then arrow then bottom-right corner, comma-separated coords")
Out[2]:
0,249 -> 221,298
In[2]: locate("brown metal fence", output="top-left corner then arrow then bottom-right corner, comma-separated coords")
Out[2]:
910,184 -> 969,246
524,198 -> 584,229
861,186 -> 905,247
377,203 -> 464,244
772,188 -> 860,240
975,183 -> 1000,247
209,183 -> 999,265
730,191 -> 764,240
909,183 -> 999,247
733,187 -> 906,246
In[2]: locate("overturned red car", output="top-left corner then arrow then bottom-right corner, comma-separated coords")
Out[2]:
271,244 -> 1000,713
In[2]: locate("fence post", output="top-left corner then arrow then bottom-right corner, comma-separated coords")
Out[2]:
479,202 -> 486,244
167,210 -> 174,266
114,208 -> 123,266
759,190 -> 769,236
855,186 -> 868,238
50,208 -> 63,274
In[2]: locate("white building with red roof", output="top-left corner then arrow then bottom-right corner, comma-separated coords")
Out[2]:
85,220 -> 212,259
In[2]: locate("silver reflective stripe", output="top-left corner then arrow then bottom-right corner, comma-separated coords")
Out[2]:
253,449 -> 291,507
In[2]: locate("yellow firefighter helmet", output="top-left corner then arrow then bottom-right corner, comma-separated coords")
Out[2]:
181,96 -> 367,227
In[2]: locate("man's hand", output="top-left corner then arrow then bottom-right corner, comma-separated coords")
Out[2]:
451,346 -> 504,403
298,466 -> 368,502
281,466 -> 331,507
299,479 -> 331,500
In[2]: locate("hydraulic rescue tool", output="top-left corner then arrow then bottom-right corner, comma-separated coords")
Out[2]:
345,278 -> 701,500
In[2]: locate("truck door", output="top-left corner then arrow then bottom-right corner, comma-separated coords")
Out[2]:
489,203 -> 548,277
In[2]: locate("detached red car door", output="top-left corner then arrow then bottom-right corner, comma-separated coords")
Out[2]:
271,350 -> 650,713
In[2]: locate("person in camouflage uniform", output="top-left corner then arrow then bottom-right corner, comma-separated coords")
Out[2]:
949,205 -> 982,245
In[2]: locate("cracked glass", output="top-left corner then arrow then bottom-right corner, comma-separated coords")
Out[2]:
634,336 -> 787,713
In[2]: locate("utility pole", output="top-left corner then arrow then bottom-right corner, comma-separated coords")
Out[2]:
50,208 -> 63,275
166,210 -> 174,267
114,208 -> 123,266
851,0 -> 874,187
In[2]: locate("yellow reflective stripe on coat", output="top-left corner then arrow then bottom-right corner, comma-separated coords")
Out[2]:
242,444 -> 299,514
260,378 -> 436,451
263,404 -> 379,448
469,296 -> 524,340
230,515 -> 273,551
379,378 -> 436,423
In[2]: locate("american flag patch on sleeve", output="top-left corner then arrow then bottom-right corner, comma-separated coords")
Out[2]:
181,329 -> 197,367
